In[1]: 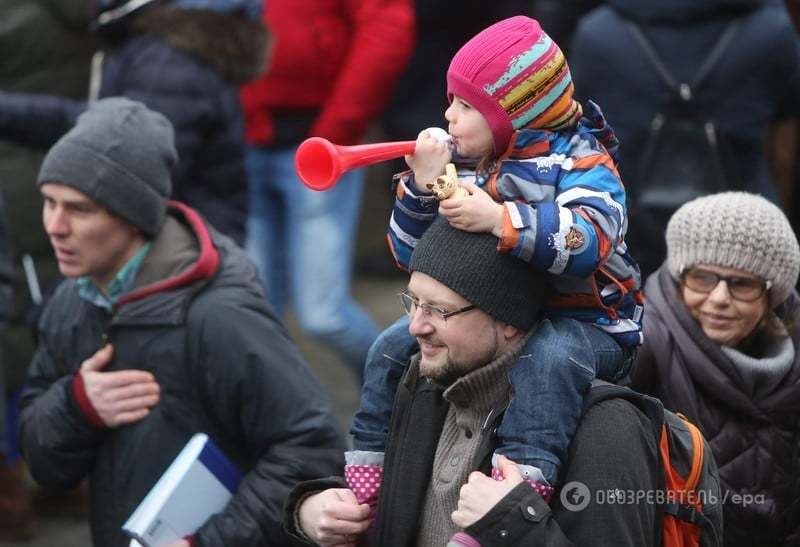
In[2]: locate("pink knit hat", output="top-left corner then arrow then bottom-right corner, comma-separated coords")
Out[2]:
447,16 -> 582,155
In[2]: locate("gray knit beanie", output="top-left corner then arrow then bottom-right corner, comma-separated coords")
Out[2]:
37,97 -> 177,237
666,192 -> 800,308
410,217 -> 548,330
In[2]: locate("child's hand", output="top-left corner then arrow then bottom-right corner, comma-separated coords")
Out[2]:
439,183 -> 504,237
405,129 -> 451,192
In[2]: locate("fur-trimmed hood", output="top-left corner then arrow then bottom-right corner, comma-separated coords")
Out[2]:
132,5 -> 268,84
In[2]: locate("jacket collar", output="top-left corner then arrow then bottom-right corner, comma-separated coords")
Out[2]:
77,242 -> 151,309
117,200 -> 220,307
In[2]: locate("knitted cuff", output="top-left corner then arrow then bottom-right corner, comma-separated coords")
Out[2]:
344,450 -> 384,466
491,467 -> 554,503
71,373 -> 106,429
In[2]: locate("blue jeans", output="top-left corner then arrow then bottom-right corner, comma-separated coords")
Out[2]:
350,317 -> 417,451
245,145 -> 380,379
350,315 -> 630,484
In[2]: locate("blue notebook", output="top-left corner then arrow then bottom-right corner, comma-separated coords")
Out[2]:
123,433 -> 241,547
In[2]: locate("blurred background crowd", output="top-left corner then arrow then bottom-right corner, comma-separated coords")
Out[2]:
0,0 -> 798,544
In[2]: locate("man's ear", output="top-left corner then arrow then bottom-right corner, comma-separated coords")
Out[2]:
501,322 -> 522,342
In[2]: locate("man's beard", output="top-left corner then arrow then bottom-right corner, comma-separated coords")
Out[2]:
419,329 -> 500,385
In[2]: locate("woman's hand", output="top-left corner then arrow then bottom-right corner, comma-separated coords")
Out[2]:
438,183 -> 504,237
405,129 -> 452,192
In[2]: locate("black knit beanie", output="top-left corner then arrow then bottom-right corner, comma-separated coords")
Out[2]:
37,97 -> 177,237
410,217 -> 547,330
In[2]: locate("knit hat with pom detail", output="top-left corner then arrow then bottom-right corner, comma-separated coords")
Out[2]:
446,16 -> 582,155
666,192 -> 800,308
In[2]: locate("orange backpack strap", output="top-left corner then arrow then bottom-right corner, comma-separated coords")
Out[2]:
679,414 -> 705,491
659,416 -> 706,526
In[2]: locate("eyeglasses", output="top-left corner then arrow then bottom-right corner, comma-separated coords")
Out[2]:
681,267 -> 771,302
398,291 -> 476,323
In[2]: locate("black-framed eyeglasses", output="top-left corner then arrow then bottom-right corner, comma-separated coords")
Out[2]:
398,291 -> 477,323
681,267 -> 771,302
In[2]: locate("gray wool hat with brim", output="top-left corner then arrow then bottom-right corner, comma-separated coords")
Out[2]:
666,191 -> 800,308
410,217 -> 548,330
37,97 -> 177,237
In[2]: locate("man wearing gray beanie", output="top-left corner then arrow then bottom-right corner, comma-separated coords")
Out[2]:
287,218 -> 666,546
37,96 -> 176,238
20,97 -> 345,547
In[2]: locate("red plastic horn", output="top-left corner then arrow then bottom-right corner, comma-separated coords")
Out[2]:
295,137 -> 415,191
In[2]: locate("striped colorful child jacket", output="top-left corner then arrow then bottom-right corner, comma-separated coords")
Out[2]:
388,102 -> 644,347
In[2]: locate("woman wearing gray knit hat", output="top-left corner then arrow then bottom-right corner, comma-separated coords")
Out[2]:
630,191 -> 800,547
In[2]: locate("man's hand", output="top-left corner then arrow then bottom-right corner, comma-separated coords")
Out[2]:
298,488 -> 371,546
438,183 -> 505,237
451,455 -> 524,529
79,344 -> 160,428
406,129 -> 452,192
164,540 -> 190,547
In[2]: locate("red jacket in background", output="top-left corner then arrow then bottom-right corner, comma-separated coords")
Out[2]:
241,0 -> 415,146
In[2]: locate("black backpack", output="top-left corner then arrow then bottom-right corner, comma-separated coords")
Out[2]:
583,382 -> 723,547
627,20 -> 740,212
621,20 -> 741,275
